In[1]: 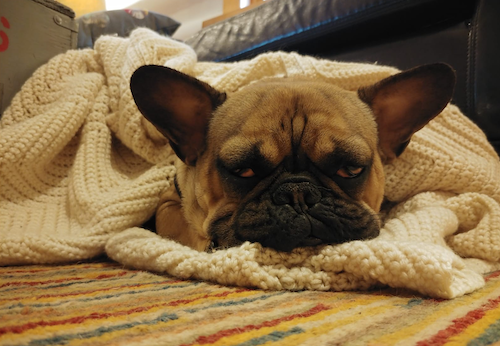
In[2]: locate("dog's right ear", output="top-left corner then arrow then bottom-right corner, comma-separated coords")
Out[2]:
130,65 -> 226,165
358,63 -> 455,162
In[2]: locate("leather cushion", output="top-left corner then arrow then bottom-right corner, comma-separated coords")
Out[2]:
186,0 -> 475,62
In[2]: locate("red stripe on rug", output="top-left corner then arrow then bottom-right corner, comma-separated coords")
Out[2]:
181,303 -> 330,346
0,271 -> 129,288
485,271 -> 500,281
0,268 -> 64,274
0,306 -> 157,335
0,263 -> 120,275
0,289 -> 249,335
416,295 -> 500,346
33,280 -> 182,299
2,279 -> 185,302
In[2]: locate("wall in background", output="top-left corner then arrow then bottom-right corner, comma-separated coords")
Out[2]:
58,0 -> 106,17
203,0 -> 268,27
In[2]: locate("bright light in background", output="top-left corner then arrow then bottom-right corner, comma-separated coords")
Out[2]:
239,0 -> 250,8
105,0 -> 138,10
240,0 -> 267,9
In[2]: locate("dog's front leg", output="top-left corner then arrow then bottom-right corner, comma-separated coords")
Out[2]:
156,184 -> 210,251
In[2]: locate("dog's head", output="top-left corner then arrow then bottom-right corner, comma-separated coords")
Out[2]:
130,63 -> 455,252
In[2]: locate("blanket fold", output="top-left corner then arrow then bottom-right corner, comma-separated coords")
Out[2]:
1,28 -> 500,298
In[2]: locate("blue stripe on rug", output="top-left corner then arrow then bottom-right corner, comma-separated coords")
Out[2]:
235,327 -> 305,346
26,312 -> 178,346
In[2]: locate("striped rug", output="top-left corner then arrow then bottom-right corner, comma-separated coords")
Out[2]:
2,259 -> 500,346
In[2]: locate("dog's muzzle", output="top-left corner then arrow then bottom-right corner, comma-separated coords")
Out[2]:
272,177 -> 322,213
232,174 -> 380,252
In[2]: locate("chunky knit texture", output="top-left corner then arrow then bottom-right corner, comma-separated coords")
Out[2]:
1,28 -> 499,298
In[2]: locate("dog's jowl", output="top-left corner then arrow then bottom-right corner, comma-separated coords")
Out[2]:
130,63 -> 455,252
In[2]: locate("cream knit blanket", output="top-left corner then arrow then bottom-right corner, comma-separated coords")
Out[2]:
1,29 -> 500,299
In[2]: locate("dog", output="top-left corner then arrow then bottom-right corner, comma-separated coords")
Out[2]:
130,63 -> 455,252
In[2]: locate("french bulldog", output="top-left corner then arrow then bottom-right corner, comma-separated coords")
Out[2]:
130,63 -> 455,252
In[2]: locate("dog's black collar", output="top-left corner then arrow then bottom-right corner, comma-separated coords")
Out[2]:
173,175 -> 183,199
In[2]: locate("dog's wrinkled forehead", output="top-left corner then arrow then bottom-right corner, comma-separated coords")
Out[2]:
210,79 -> 378,168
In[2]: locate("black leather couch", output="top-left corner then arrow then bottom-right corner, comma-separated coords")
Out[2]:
186,0 -> 500,155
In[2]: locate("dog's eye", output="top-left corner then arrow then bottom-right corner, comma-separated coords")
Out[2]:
336,166 -> 364,178
232,168 -> 256,178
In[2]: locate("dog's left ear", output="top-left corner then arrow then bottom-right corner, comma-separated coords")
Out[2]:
358,63 -> 456,161
130,65 -> 226,165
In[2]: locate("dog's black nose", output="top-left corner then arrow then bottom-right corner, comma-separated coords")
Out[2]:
272,180 -> 321,212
